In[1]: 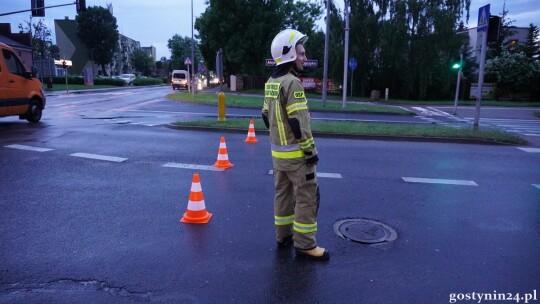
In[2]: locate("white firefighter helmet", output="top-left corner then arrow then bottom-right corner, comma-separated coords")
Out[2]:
270,29 -> 308,66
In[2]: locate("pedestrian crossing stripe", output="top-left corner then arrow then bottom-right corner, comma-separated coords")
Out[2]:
71,153 -> 127,162
4,144 -> 53,152
163,162 -> 224,172
517,147 -> 540,153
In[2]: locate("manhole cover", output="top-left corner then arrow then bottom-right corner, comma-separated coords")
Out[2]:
334,218 -> 397,244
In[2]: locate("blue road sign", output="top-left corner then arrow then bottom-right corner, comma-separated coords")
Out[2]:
184,57 -> 192,65
349,57 -> 358,71
477,4 -> 490,32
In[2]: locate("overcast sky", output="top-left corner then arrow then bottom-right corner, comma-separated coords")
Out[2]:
2,0 -> 539,60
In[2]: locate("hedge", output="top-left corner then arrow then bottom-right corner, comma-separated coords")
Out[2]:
51,76 -> 125,86
133,77 -> 164,86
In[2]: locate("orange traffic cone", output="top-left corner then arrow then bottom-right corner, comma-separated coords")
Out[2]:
213,137 -> 233,169
244,119 -> 259,143
180,173 -> 212,224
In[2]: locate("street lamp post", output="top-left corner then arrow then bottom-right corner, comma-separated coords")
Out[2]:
341,0 -> 350,109
322,0 -> 330,107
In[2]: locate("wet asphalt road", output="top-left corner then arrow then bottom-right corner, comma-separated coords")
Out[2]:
0,87 -> 539,303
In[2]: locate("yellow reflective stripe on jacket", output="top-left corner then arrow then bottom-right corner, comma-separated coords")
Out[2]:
275,215 -> 294,226
293,221 -> 317,233
275,98 -> 287,145
286,101 -> 308,115
299,137 -> 315,150
265,82 -> 286,145
272,150 -> 305,159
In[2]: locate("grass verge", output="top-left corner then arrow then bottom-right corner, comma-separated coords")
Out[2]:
172,118 -> 527,145
166,91 -> 413,115
45,84 -> 119,91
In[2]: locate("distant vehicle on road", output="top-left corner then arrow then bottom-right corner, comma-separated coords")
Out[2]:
0,42 -> 46,122
119,73 -> 136,85
171,70 -> 189,90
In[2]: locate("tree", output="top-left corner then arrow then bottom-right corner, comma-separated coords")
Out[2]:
131,49 -> 154,76
18,18 -> 55,59
522,23 -> 540,59
195,0 -> 322,76
167,35 -> 202,72
76,6 -> 119,76
485,51 -> 540,99
487,1 -> 517,59
361,0 -> 470,99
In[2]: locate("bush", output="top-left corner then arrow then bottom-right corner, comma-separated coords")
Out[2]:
93,77 -> 125,86
133,77 -> 164,86
52,76 -> 84,85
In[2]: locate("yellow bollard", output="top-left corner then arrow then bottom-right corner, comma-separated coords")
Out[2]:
217,91 -> 226,122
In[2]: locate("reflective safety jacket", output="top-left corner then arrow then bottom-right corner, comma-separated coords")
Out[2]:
261,71 -> 317,171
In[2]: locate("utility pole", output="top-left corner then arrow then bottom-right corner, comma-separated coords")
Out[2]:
191,0 -> 196,97
341,0 -> 350,109
321,0 -> 330,107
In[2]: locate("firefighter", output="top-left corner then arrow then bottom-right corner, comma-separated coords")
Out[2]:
261,29 -> 329,261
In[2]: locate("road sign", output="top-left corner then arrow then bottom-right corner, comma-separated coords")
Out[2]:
184,57 -> 192,65
348,57 -> 358,71
477,4 -> 490,32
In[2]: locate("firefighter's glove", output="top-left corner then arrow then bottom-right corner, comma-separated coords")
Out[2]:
306,154 -> 319,166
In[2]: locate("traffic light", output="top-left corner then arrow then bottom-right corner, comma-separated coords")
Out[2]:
487,16 -> 501,42
452,62 -> 461,69
31,0 -> 45,17
76,0 -> 86,13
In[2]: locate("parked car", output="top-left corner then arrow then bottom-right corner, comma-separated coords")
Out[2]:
0,42 -> 46,122
171,70 -> 189,90
119,73 -> 136,85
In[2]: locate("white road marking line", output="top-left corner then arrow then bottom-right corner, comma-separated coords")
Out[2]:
70,153 -> 127,162
163,162 -> 224,171
517,147 -> 540,153
268,170 -> 342,179
4,144 -> 53,152
533,184 -> 540,190
402,177 -> 478,186
426,107 -> 454,117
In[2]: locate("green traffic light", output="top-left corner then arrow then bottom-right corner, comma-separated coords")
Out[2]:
452,63 -> 461,69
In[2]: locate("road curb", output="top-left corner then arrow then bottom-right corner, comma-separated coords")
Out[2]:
165,124 -> 519,146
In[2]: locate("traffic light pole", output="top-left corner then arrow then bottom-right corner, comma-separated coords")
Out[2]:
453,53 -> 463,115
0,2 -> 76,17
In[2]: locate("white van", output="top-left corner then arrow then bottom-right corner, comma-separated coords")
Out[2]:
171,70 -> 189,90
